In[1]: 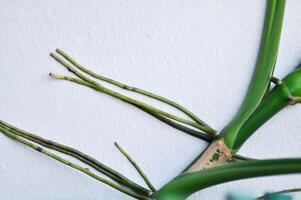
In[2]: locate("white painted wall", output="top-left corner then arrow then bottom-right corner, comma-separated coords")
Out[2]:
0,0 -> 301,199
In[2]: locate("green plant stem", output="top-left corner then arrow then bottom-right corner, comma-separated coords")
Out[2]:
47,74 -> 212,142
114,142 -> 156,192
219,0 -> 286,151
49,52 -> 215,134
48,69 -> 214,135
224,65 -> 301,150
0,126 -> 148,200
153,158 -> 301,200
227,82 -> 290,149
0,120 -> 151,196
257,188 -> 301,200
55,48 -> 213,130
183,0 -> 287,173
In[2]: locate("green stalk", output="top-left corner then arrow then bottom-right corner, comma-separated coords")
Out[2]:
219,0 -> 286,151
0,126 -> 148,200
47,74 -> 213,142
49,70 -> 214,135
49,52 -> 215,134
0,120 -> 151,196
186,64 -> 301,171
55,49 -> 213,130
48,73 -> 214,143
95,85 -> 212,133
153,158 -> 301,200
115,142 -> 156,192
222,65 -> 301,150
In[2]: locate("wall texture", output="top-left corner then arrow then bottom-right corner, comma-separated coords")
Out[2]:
0,0 -> 301,199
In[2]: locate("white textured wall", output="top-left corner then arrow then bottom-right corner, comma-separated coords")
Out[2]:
0,0 -> 301,199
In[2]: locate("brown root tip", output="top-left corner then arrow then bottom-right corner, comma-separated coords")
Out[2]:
56,48 -> 62,53
50,53 -> 61,60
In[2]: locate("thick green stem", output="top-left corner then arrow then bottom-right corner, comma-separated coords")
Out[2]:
185,64 -> 301,172
55,49 -> 213,130
183,0 -> 287,173
153,159 -> 301,200
0,126 -> 148,200
219,0 -> 286,150
222,65 -> 301,150
227,82 -> 290,149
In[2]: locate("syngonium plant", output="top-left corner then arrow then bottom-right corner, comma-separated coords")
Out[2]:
1,0 -> 301,199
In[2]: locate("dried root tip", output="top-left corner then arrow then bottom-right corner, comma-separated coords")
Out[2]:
288,96 -> 301,105
49,73 -> 67,80
56,48 -> 63,54
50,52 -> 59,60
49,73 -> 73,81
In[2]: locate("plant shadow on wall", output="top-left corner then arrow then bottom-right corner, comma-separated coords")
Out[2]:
1,0 -> 301,199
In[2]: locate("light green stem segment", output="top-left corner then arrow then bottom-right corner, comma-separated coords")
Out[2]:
115,142 -> 156,192
49,53 -> 215,135
55,49 -> 213,130
219,0 -> 286,150
153,159 -> 301,200
0,126 -> 148,200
